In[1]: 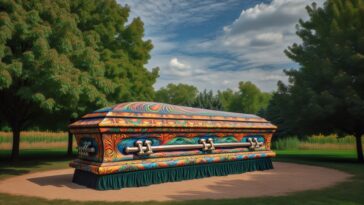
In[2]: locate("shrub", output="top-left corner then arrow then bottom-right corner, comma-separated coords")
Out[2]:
272,136 -> 300,150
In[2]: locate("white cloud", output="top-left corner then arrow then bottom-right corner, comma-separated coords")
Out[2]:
170,58 -> 190,70
119,0 -> 325,92
167,57 -> 193,77
251,32 -> 283,46
226,0 -> 308,35
149,54 -> 287,92
213,0 -> 323,91
211,0 -> 324,67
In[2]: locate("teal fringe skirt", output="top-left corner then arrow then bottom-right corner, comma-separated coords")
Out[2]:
73,158 -> 273,190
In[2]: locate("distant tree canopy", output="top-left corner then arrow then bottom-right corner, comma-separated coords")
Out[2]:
266,0 -> 364,161
222,81 -> 272,114
217,88 -> 235,111
0,0 -> 158,160
155,83 -> 198,106
191,90 -> 223,110
155,82 -> 271,114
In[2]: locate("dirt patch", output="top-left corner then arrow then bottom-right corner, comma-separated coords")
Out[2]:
0,162 -> 351,202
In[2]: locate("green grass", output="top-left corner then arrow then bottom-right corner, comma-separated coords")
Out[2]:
0,149 -> 363,205
277,149 -> 357,158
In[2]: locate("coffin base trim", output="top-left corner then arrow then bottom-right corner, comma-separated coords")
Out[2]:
70,151 -> 275,175
72,157 -> 273,190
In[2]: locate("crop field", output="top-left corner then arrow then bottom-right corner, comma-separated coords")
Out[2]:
0,131 -> 75,149
0,131 -> 68,143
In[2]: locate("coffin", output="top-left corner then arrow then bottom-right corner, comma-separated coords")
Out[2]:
69,102 -> 277,190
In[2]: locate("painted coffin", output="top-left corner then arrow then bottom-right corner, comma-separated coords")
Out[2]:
69,102 -> 277,189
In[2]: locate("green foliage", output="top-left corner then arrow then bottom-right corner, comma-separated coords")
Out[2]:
217,88 -> 235,111
266,0 -> 364,160
265,82 -> 297,137
227,81 -> 272,114
306,134 -> 356,144
0,0 -> 158,159
0,0 -> 158,123
155,83 -> 198,106
191,89 -> 223,110
269,0 -> 364,136
155,82 -> 271,115
272,137 -> 300,150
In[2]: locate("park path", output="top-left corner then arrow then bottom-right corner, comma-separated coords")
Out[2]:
0,162 -> 351,202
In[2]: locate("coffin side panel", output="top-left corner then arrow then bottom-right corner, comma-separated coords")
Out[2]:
101,132 -> 274,162
74,133 -> 103,162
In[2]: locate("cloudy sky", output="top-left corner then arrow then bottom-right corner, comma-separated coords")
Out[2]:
118,0 -> 323,92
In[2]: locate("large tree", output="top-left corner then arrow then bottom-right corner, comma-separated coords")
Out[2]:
0,0 -> 158,160
155,83 -> 198,106
267,0 -> 364,161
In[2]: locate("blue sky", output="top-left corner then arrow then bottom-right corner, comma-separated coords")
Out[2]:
118,0 -> 323,92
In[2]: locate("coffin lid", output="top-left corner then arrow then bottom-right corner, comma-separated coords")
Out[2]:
70,102 -> 277,129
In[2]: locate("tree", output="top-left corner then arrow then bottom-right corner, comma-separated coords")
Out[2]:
0,0 -> 158,160
264,82 -> 297,137
155,83 -> 198,106
267,0 -> 364,161
217,88 -> 235,111
229,81 -> 272,114
191,90 -> 223,110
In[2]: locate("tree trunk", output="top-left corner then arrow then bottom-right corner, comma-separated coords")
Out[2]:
67,130 -> 73,156
355,133 -> 364,162
11,129 -> 20,161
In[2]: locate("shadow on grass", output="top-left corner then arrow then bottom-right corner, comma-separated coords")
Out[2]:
0,168 -> 30,176
0,149 -> 75,179
0,149 -> 76,161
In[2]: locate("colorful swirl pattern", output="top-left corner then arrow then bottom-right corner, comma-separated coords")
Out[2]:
95,102 -> 259,118
70,102 -> 276,175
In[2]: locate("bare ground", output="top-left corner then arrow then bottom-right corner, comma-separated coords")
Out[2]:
0,162 -> 351,202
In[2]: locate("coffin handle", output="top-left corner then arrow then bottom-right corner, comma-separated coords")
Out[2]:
199,139 -> 209,151
144,140 -> 153,154
248,138 -> 255,150
135,140 -> 145,155
207,138 -> 215,150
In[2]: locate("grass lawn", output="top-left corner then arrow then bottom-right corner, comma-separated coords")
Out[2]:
0,149 -> 363,205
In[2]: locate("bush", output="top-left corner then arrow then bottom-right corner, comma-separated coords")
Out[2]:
305,134 -> 355,144
272,136 -> 300,150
